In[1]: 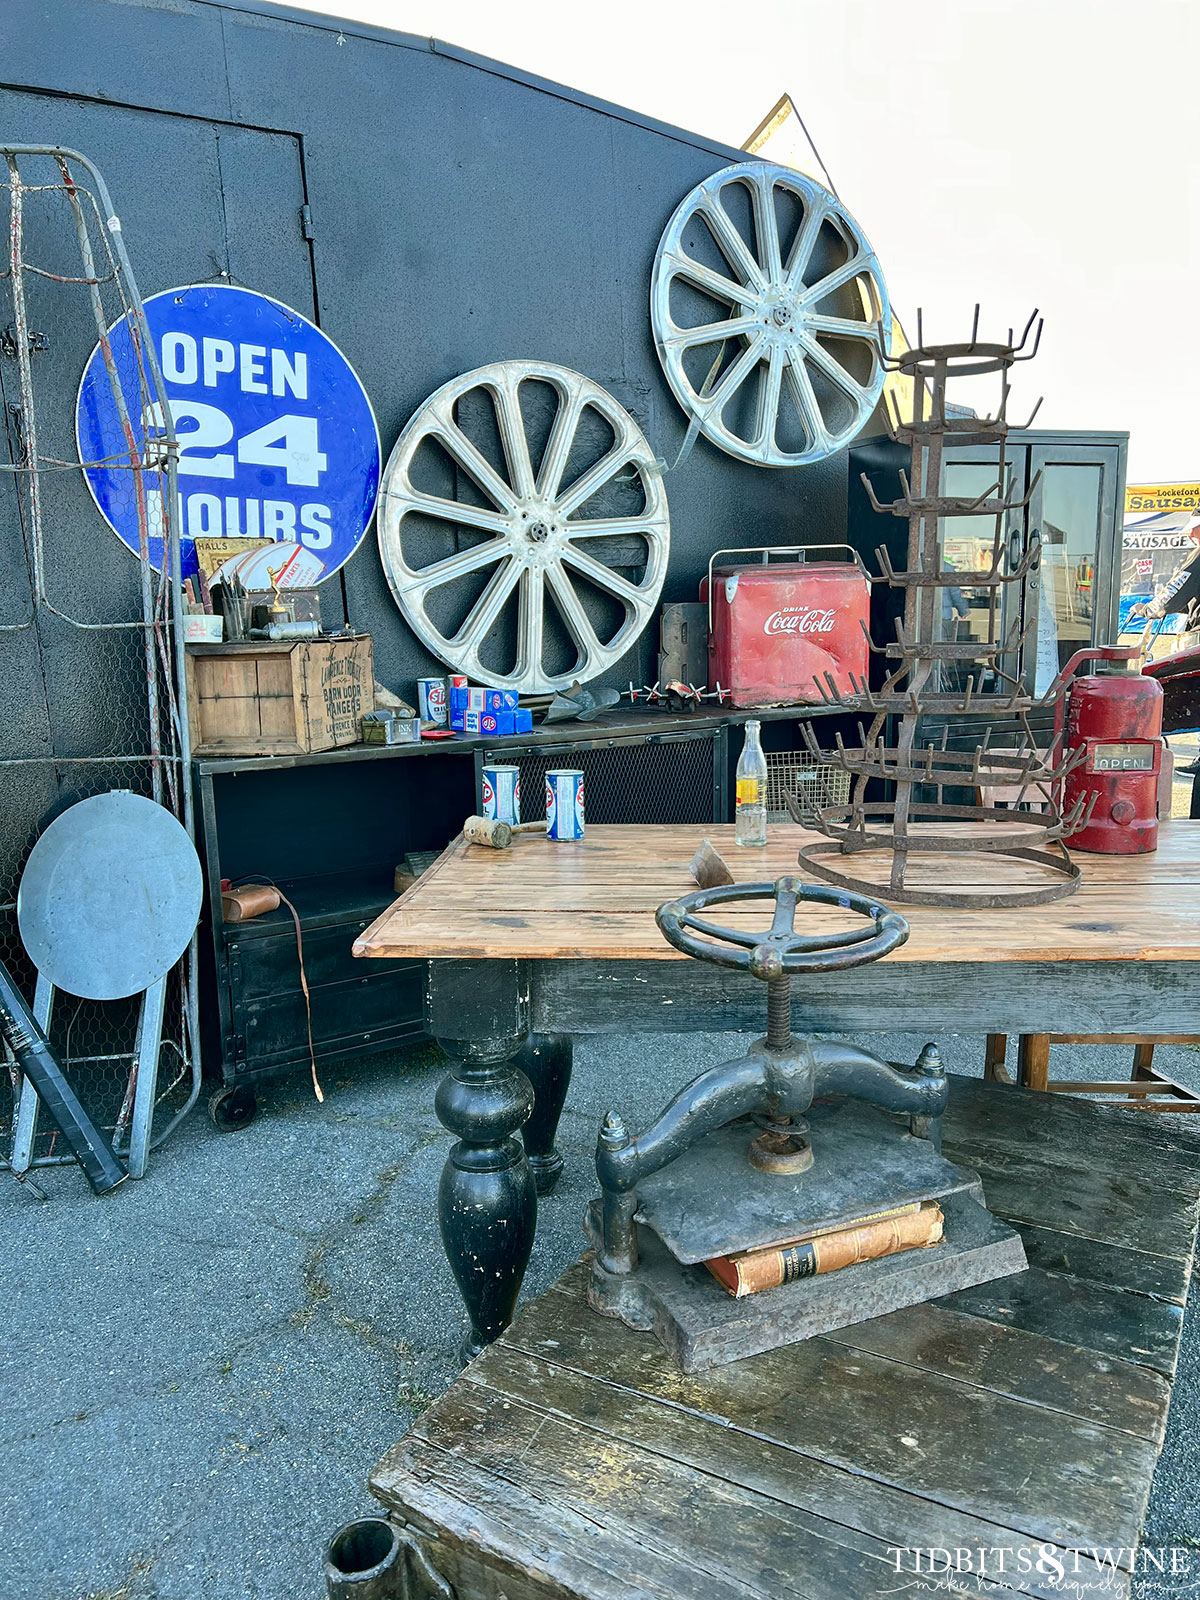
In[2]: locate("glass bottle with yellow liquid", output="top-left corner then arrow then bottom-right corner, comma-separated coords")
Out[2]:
735,719 -> 767,847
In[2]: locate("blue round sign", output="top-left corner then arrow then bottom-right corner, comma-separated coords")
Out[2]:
77,284 -> 380,582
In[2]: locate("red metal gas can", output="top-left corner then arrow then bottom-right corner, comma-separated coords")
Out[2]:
1059,648 -> 1163,853
702,546 -> 870,709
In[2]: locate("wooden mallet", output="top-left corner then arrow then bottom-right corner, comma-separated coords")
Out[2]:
463,815 -> 548,850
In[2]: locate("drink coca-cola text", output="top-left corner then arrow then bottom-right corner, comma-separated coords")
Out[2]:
762,607 -> 837,637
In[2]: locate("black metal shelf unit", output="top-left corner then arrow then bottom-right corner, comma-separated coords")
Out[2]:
194,710 -> 854,1109
194,748 -> 474,1103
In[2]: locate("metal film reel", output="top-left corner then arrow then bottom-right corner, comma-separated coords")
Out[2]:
378,361 -> 670,694
651,162 -> 889,467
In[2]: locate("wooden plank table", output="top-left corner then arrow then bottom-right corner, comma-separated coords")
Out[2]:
356,820 -> 1200,1357
369,1077 -> 1200,1600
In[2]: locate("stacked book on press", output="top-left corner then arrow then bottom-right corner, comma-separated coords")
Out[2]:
704,1199 -> 944,1298
588,1101 -> 1028,1371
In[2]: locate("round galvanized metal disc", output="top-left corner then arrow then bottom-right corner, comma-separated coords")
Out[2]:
650,162 -> 889,467
17,792 -> 202,1001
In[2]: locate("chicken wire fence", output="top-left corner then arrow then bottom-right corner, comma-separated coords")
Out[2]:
0,146 -> 197,1170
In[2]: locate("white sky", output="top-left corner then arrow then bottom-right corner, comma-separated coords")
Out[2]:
289,0 -> 1198,485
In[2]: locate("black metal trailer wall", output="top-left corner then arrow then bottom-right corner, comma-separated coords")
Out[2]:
2,0 -> 848,713
0,0 -> 854,1112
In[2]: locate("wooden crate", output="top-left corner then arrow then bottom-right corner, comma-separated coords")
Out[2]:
186,635 -> 373,756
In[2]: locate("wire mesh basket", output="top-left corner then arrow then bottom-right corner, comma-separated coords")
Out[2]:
765,750 -> 850,824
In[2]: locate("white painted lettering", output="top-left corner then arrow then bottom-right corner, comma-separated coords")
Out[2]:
762,607 -> 837,637
262,500 -> 297,540
186,492 -> 222,539
271,348 -> 308,399
240,344 -> 268,394
162,332 -> 197,385
145,488 -> 165,541
299,503 -> 332,550
202,338 -> 235,388
172,400 -> 235,478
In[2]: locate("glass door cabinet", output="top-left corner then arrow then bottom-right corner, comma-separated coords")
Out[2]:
850,431 -> 1127,702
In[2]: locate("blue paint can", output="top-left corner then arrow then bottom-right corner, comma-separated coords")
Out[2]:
545,769 -> 585,841
482,764 -> 520,825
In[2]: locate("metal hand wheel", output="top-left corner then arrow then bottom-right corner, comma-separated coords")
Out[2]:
656,876 -> 908,981
657,877 -> 910,1172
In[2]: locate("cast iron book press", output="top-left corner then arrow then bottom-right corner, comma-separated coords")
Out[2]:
586,878 -> 1026,1371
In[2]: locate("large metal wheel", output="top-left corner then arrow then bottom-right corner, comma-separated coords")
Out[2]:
651,162 -> 889,467
378,361 -> 670,693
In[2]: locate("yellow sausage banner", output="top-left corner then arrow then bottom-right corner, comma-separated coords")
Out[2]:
1126,483 -> 1200,514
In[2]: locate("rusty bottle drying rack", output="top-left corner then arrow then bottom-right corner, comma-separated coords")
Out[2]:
791,310 -> 1094,908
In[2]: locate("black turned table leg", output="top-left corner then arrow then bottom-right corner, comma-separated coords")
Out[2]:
429,960 -> 535,1363
516,1032 -> 573,1195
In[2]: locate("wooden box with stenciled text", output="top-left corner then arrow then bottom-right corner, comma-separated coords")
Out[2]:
185,635 -> 373,756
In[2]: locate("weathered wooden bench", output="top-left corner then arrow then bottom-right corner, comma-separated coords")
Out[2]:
368,1077 -> 1200,1600
985,1030 -> 1200,1108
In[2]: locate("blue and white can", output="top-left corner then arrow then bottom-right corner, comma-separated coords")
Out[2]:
481,764 -> 520,825
545,769 -> 585,841
417,677 -> 447,726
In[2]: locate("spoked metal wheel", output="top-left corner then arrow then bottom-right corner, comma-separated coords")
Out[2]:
378,361 -> 670,693
651,162 -> 889,467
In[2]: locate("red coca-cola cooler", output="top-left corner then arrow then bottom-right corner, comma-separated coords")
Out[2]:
701,545 -> 871,708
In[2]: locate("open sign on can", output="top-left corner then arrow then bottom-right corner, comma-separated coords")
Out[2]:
482,764 -> 520,824
545,769 -> 585,840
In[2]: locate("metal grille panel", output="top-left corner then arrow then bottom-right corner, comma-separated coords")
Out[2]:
482,730 -> 723,826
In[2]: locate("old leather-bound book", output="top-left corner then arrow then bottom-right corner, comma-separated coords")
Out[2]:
705,1202 -> 944,1297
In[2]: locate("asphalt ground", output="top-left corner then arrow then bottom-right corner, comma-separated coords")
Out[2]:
3,1024 -> 1199,1600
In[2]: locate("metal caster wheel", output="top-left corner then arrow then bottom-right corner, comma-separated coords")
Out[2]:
208,1084 -> 258,1132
